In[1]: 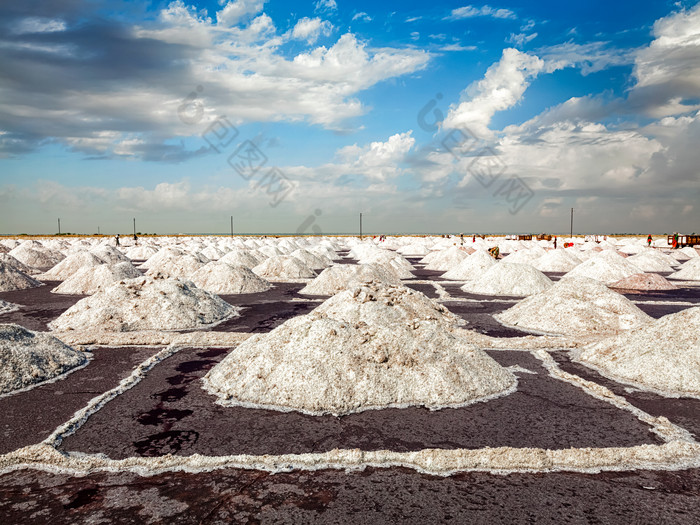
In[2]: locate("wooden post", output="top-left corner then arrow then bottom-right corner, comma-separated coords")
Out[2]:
360,213 -> 363,240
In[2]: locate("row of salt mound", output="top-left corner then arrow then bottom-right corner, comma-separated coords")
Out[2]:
0,262 -> 43,292
564,250 -> 642,285
610,273 -> 677,292
190,262 -> 271,294
0,254 -> 40,275
531,249 -> 583,273
574,307 -> 700,397
52,262 -> 143,295
495,277 -> 652,337
299,265 -> 400,296
0,299 -> 19,314
38,251 -> 107,281
669,257 -> 700,281
423,246 -> 470,271
442,250 -> 497,280
203,282 -> 514,416
8,244 -> 64,270
252,256 -> 317,281
48,277 -> 238,332
460,262 -> 553,296
1,324 -> 88,395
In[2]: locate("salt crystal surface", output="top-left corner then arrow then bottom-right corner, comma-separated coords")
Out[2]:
299,264 -> 400,295
442,250 -> 497,280
0,324 -> 87,395
575,307 -> 700,397
203,283 -> 515,415
51,262 -> 143,295
48,277 -> 238,332
460,262 -> 553,296
495,276 -> 652,336
610,273 -> 678,291
190,262 -> 271,294
0,262 -> 43,292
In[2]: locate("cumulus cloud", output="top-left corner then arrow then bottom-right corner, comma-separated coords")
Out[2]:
447,5 -> 516,21
291,17 -> 333,44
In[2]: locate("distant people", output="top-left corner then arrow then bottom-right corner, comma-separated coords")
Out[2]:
115,233 -> 120,246
553,236 -> 557,249
472,235 -> 476,243
647,234 -> 652,247
672,232 -> 679,249
133,233 -> 138,245
460,233 -> 464,245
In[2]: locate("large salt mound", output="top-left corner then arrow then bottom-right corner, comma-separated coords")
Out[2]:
626,253 -> 676,272
253,256 -> 316,280
190,262 -> 271,294
531,250 -> 582,272
124,245 -> 159,260
203,284 -> 515,415
424,246 -> 470,271
442,250 -> 497,280
219,249 -> 261,268
39,251 -> 107,280
680,246 -> 699,258
0,254 -> 40,275
8,245 -> 64,270
396,243 -> 430,256
460,263 -> 553,296
290,248 -> 333,270
90,245 -> 130,264
610,273 -> 678,291
145,252 -> 207,279
51,262 -> 143,295
564,254 -> 642,285
501,246 -> 547,264
668,258 -> 700,281
48,277 -> 238,332
0,324 -> 88,395
575,307 -> 700,397
0,299 -> 19,314
299,265 -> 400,296
356,250 -> 415,279
495,277 -> 652,336
0,262 -> 43,292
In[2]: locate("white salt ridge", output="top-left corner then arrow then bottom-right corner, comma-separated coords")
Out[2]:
290,249 -> 333,270
219,250 -> 262,268
204,283 -> 515,415
442,250 -> 497,281
495,277 -> 652,337
0,324 -> 88,395
575,307 -> 700,397
460,263 -> 553,297
669,258 -> 700,281
424,246 -> 470,271
51,262 -> 143,295
0,262 -> 43,292
531,250 -> 583,273
565,253 -> 642,285
49,277 -> 238,332
299,265 -> 400,296
253,256 -> 316,280
190,262 -> 271,294
39,251 -> 107,281
0,299 -> 19,314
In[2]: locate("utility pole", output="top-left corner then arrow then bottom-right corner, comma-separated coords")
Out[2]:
133,218 -> 136,236
98,226 -> 100,235
230,216 -> 234,237
57,218 -> 61,235
570,208 -> 574,239
359,213 -> 363,240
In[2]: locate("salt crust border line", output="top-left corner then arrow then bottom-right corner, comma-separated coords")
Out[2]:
531,350 -> 698,444
42,344 -> 183,449
0,351 -> 93,400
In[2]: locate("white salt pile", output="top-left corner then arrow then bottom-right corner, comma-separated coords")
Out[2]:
564,253 -> 642,285
0,324 -> 88,395
610,273 -> 678,291
574,307 -> 700,397
39,251 -> 107,281
51,262 -> 143,295
190,262 -> 271,294
0,254 -> 40,275
355,249 -> 415,279
396,243 -> 430,256
0,262 -> 43,292
203,283 -> 515,415
495,277 -> 652,337
140,247 -> 186,269
124,245 -> 158,260
0,299 -> 19,314
626,253 -> 676,273
679,246 -> 699,258
442,250 -> 497,281
145,252 -> 207,279
200,245 -> 225,261
424,246 -> 470,271
531,250 -> 583,273
253,256 -> 317,281
90,245 -> 130,265
8,245 -> 64,270
49,277 -> 238,332
460,262 -> 553,296
669,258 -> 700,281
219,249 -> 262,269
290,249 -> 333,270
501,246 -> 547,264
299,265 -> 400,296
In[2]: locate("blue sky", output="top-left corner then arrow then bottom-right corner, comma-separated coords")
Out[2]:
1,0 -> 699,234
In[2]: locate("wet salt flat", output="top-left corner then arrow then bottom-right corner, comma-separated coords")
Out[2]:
0,234 -> 699,523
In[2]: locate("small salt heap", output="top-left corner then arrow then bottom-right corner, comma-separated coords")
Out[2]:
290,248 -> 333,270
51,262 -> 143,295
669,258 -> 700,281
299,265 -> 400,296
9,244 -> 64,270
442,250 -> 497,280
145,252 -> 208,279
190,262 -> 271,294
49,277 -> 238,332
0,299 -> 19,314
0,254 -> 40,275
0,262 -> 43,292
564,251 -> 642,284
495,276 -> 652,336
39,251 -> 107,281
531,250 -> 582,272
460,262 -> 553,296
0,324 -> 88,395
253,256 -> 317,280
574,307 -> 700,397
626,252 -> 676,273
219,249 -> 262,268
424,246 -> 470,271
610,273 -> 678,292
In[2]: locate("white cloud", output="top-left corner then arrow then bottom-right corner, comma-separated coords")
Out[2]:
314,0 -> 337,13
448,5 -> 516,21
14,17 -> 66,34
217,0 -> 266,26
443,48 -> 544,137
538,41 -> 634,75
352,12 -> 372,22
291,17 -> 333,44
507,32 -> 537,47
336,131 -> 416,181
441,43 -> 477,52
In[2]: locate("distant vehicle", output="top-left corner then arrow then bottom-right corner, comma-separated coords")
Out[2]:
668,234 -> 700,248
